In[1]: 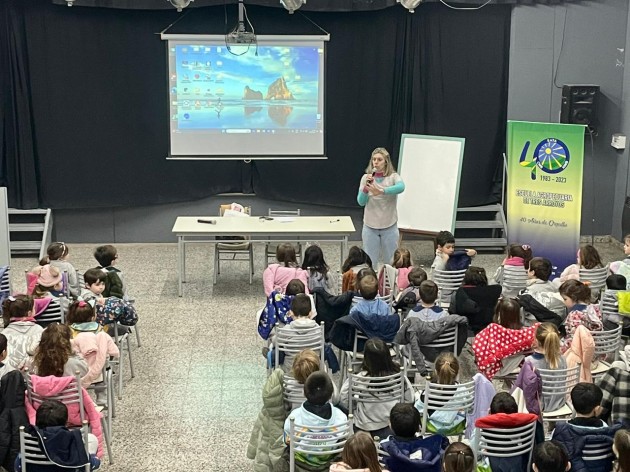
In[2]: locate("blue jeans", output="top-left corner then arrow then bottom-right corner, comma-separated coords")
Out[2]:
362,223 -> 399,266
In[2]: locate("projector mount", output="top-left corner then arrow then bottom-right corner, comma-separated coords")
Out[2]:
226,0 -> 257,46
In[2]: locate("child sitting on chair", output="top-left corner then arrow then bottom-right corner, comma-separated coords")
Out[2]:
330,431 -> 389,472
263,243 -> 309,297
81,268 -> 138,331
42,242 -> 80,299
350,275 -> 391,317
2,295 -> 43,370
393,267 -> 428,312
283,372 -> 347,469
431,231 -> 476,271
66,301 -> 119,403
267,294 -> 339,373
380,402 -> 449,471
93,244 -> 125,299
14,400 -> 100,471
248,349 -> 333,471
601,274 -> 630,333
407,281 -> 447,322
473,392 -> 540,471
552,383 -> 625,472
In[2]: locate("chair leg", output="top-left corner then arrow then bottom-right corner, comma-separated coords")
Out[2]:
127,336 -> 135,379
101,416 -> 114,464
133,324 -> 142,347
117,354 -> 124,400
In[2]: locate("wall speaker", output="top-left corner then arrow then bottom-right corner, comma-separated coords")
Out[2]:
560,84 -> 600,133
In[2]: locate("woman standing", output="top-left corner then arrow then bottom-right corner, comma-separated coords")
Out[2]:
357,147 -> 405,266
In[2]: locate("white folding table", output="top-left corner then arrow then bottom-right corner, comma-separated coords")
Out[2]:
172,216 -> 356,296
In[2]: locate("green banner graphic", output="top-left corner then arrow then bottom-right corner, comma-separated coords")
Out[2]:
507,121 -> 584,277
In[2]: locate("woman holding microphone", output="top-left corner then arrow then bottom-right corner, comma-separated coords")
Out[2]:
357,147 -> 405,266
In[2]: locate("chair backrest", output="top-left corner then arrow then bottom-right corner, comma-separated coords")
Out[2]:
432,269 -> 466,304
0,266 -> 10,294
591,325 -> 623,357
288,414 -> 353,472
502,265 -> 528,292
538,365 -> 580,399
475,421 -> 537,470
19,422 -> 90,472
25,371 -> 85,425
35,299 -> 64,326
283,373 -> 306,407
219,204 -> 251,216
348,369 -> 406,414
274,323 -> 325,369
600,292 -> 619,319
420,379 -> 475,435
268,208 -> 301,217
579,266 -> 609,294
421,325 -> 458,355
582,439 -> 615,463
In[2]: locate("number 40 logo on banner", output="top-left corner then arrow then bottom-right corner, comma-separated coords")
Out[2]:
519,138 -> 571,180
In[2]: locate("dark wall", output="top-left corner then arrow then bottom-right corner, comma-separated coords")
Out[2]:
1,1 -> 511,212
508,0 -> 628,236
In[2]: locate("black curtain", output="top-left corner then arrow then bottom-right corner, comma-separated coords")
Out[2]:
1,1 -> 510,209
0,1 -> 41,208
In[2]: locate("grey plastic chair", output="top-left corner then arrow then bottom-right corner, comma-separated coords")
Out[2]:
475,420 -> 537,472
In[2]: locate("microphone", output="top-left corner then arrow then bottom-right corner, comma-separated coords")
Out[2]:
368,167 -> 377,184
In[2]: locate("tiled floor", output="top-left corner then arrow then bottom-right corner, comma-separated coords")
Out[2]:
5,238 -> 625,471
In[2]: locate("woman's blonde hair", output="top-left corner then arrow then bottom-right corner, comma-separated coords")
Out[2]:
364,147 -> 395,177
432,352 -> 459,385
536,322 -> 562,369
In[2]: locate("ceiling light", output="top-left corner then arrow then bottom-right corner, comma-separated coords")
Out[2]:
65,0 -> 74,5
168,0 -> 193,12
398,0 -> 423,13
281,0 -> 305,14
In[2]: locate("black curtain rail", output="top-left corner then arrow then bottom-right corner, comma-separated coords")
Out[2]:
49,0 -> 579,10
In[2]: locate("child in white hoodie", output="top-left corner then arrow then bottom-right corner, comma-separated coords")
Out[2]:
2,295 -> 43,370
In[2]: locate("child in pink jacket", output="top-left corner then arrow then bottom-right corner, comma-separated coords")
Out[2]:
67,301 -> 119,396
263,243 -> 309,296
25,374 -> 104,458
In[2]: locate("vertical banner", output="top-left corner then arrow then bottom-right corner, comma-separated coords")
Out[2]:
507,121 -> 584,278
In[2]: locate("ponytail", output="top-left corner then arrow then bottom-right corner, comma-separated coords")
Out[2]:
392,248 -> 411,269
442,442 -> 475,472
536,323 -> 561,369
433,352 -> 459,385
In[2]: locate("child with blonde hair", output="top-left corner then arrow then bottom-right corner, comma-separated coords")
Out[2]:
415,352 -> 466,436
1,295 -> 43,370
247,349 -> 337,471
378,248 -> 414,296
525,323 -> 567,412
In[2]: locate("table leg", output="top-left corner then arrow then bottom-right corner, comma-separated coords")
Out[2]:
178,236 -> 184,297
